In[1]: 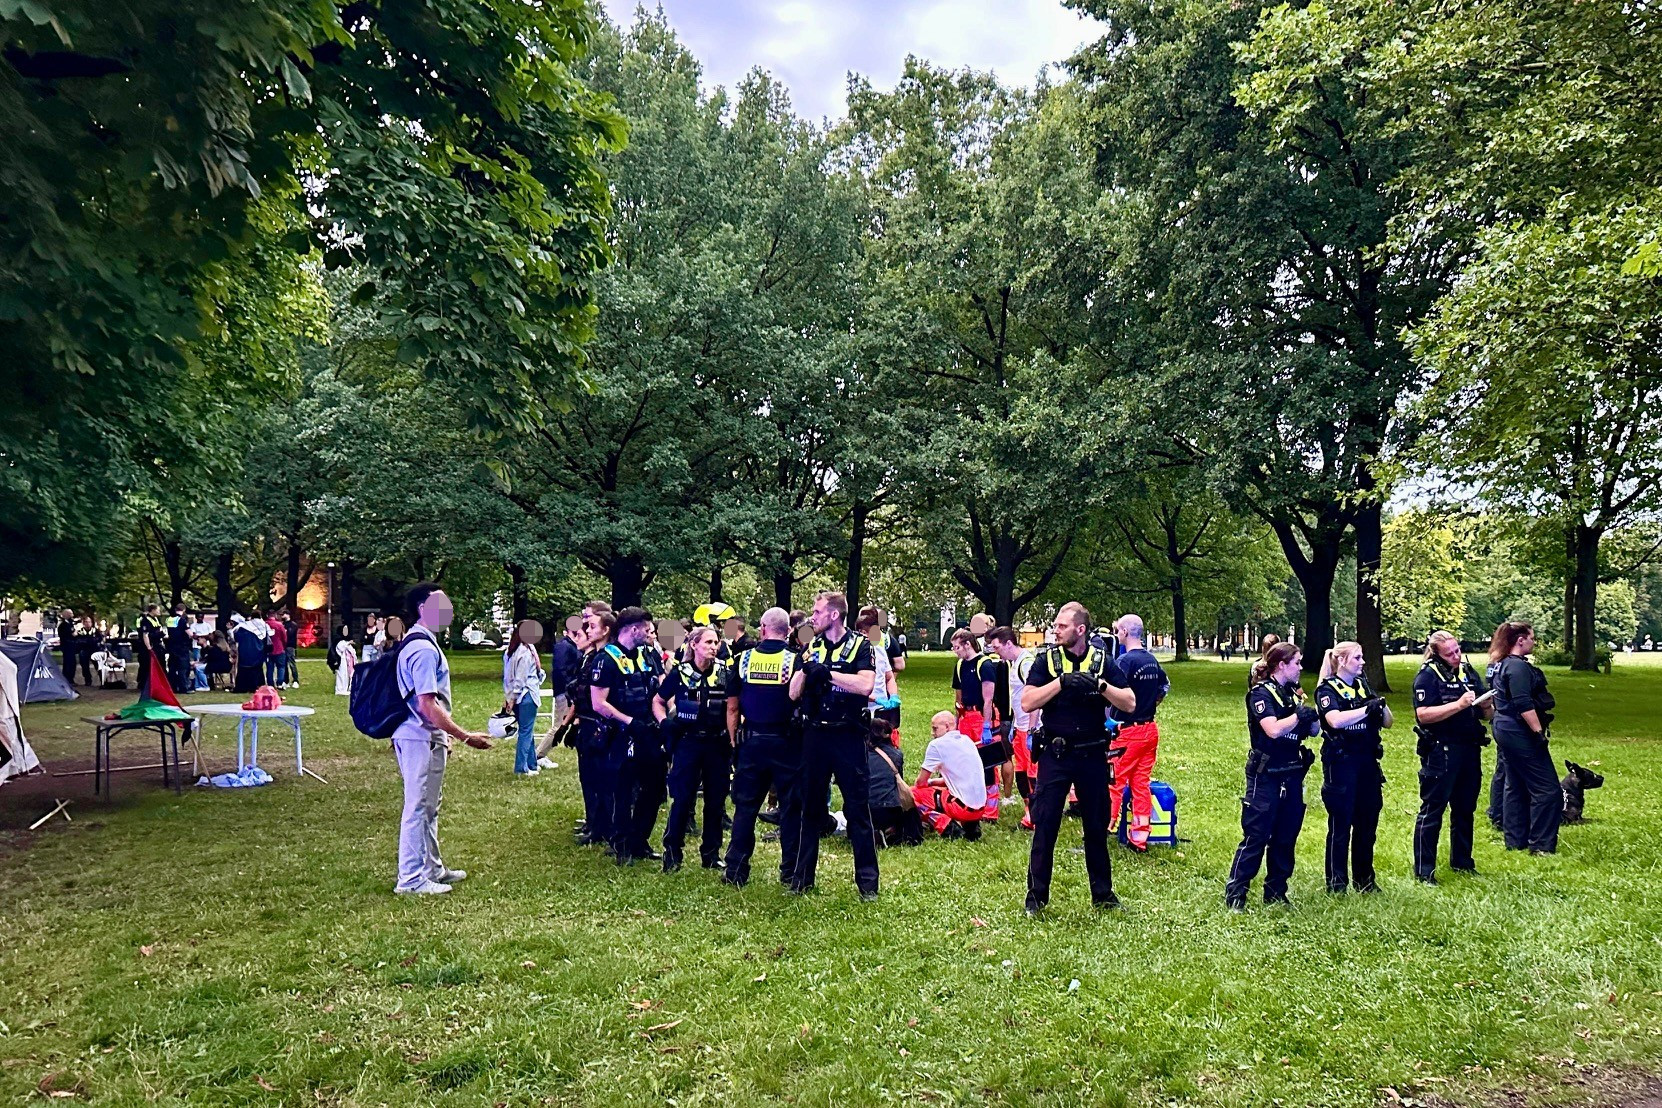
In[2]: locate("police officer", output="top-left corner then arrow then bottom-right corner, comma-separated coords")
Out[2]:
589,606 -> 666,865
1412,629 -> 1492,882
723,607 -> 805,888
1487,621 -> 1560,854
1225,640 -> 1321,910
788,590 -> 880,899
654,626 -> 735,872
136,603 -> 165,691
1314,641 -> 1392,893
571,606 -> 615,847
1020,601 -> 1131,915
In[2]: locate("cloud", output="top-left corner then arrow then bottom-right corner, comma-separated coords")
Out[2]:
597,0 -> 1104,121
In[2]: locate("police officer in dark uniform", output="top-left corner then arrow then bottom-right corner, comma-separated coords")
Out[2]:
1412,630 -> 1493,882
1314,641 -> 1392,893
571,607 -> 615,847
1020,601 -> 1133,915
1486,621 -> 1560,854
655,626 -> 735,872
1225,640 -> 1322,910
723,606 -> 805,888
136,603 -> 165,691
589,606 -> 666,865
788,590 -> 879,899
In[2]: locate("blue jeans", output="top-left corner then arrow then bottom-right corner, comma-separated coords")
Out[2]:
513,692 -> 539,773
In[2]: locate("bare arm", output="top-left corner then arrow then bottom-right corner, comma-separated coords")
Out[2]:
416,693 -> 490,748
727,697 -> 740,747
591,685 -> 633,727
831,667 -> 875,699
652,694 -> 671,724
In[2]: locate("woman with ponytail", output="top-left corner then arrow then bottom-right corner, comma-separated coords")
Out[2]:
1315,641 -> 1392,893
1225,641 -> 1322,910
1486,622 -> 1559,854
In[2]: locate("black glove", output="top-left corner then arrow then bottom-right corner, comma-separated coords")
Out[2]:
1365,698 -> 1386,729
556,720 -> 578,749
1295,704 -> 1321,736
1060,672 -> 1100,696
801,659 -> 831,688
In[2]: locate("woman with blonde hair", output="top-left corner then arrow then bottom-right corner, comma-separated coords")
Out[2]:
1411,630 -> 1493,882
1314,641 -> 1392,893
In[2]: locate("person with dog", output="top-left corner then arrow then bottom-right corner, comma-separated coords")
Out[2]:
1411,630 -> 1493,883
1020,601 -> 1122,915
1315,641 -> 1393,893
1225,640 -> 1322,910
1487,621 -> 1561,854
654,625 -> 735,872
1105,615 -> 1168,853
913,710 -> 991,837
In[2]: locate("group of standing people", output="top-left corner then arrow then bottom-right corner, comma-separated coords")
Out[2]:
1224,620 -> 1561,910
57,605 -> 297,695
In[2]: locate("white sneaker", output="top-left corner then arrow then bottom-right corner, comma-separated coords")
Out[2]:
435,868 -> 467,883
516,768 -> 540,777
396,880 -> 451,895
537,756 -> 558,770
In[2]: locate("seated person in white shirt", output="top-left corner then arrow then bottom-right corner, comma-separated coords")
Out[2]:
913,710 -> 991,839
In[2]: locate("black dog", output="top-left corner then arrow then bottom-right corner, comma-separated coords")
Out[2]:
1561,760 -> 1605,823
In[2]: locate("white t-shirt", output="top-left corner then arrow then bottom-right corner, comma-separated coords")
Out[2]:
1006,647 -> 1038,732
921,730 -> 988,809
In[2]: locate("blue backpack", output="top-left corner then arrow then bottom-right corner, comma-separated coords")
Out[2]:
349,630 -> 435,739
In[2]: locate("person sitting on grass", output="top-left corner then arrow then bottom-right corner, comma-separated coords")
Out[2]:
913,710 -> 991,840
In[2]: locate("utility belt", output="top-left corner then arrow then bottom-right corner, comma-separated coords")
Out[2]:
1245,745 -> 1313,776
1321,734 -> 1383,760
740,722 -> 797,745
1414,724 -> 1488,756
802,714 -> 864,734
1031,728 -> 1112,760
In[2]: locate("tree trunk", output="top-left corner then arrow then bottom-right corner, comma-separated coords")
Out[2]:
1562,525 -> 1577,651
215,552 -> 237,626
507,563 -> 529,623
709,564 -> 723,603
607,556 -> 646,609
845,499 -> 869,608
1354,500 -> 1389,691
773,570 -> 794,611
1572,524 -> 1602,670
163,539 -> 187,608
340,559 -> 358,632
1289,545 -> 1341,674
282,534 -> 304,611
1170,572 -> 1190,662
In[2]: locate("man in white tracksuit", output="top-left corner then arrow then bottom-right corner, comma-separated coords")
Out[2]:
393,583 -> 492,895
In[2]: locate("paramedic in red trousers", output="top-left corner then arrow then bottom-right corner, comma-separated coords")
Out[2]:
393,583 -> 492,895
913,711 -> 991,836
1105,615 -> 1169,852
986,626 -> 1040,828
1020,601 -> 1122,915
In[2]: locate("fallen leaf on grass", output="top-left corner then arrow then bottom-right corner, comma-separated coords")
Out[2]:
399,955 -> 418,967
521,960 -> 537,969
255,1076 -> 276,1092
970,917 -> 987,928
385,1012 -> 404,1022
645,1020 -> 683,1033
752,973 -> 767,983
629,999 -> 659,1011
906,1018 -> 919,1028
138,946 -> 154,957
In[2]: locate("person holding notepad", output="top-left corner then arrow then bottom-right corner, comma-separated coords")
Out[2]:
1411,630 -> 1494,883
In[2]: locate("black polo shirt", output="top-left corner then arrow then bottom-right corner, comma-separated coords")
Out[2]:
1107,647 -> 1168,724
1412,660 -> 1486,744
1248,680 -> 1305,771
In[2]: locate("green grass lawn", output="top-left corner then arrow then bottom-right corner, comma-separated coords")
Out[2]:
3,650 -> 1660,1106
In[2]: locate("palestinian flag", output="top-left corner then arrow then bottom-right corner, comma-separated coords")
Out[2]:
108,661 -> 191,722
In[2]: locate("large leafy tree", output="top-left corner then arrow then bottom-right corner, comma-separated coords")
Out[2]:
2,0 -> 620,593
515,13 -> 861,608
844,65 -> 1127,626
1071,0 -> 1465,681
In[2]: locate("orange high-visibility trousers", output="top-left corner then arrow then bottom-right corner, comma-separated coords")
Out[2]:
1108,722 -> 1160,847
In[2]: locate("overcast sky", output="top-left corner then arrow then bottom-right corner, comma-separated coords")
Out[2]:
597,1 -> 1106,123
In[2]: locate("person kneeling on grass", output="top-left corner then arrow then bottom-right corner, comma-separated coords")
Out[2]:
913,711 -> 991,840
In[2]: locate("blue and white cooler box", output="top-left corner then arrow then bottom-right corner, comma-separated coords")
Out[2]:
1115,780 -> 1178,847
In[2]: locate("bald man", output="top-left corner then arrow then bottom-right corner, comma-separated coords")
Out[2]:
912,711 -> 991,837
